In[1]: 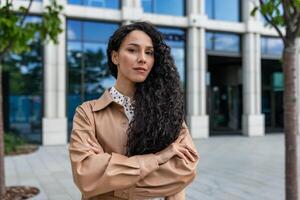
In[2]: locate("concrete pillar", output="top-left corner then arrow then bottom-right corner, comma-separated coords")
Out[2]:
296,38 -> 300,134
42,0 -> 67,145
121,0 -> 142,24
186,0 -> 209,138
133,0 -> 141,7
242,33 -> 265,136
242,0 -> 265,136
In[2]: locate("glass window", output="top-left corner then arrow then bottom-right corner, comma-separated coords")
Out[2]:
67,20 -> 81,41
69,0 -> 81,4
142,0 -> 152,13
261,36 -> 283,56
68,0 -> 120,9
261,60 -> 283,130
83,22 -> 116,42
67,19 -> 118,138
142,0 -> 185,16
206,32 -> 214,50
206,31 -> 241,53
206,0 -> 240,22
272,72 -> 283,91
159,27 -> 186,89
3,16 -> 43,143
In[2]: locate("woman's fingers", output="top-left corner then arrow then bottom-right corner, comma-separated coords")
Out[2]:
87,138 -> 98,148
173,143 -> 198,164
181,148 -> 195,162
184,145 -> 199,159
87,138 -> 101,154
90,145 -> 101,154
175,134 -> 185,143
175,150 -> 190,165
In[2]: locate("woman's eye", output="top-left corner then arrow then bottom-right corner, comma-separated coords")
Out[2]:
128,48 -> 136,53
146,51 -> 154,55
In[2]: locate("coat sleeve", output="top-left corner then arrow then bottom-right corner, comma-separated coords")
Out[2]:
68,105 -> 159,199
115,122 -> 199,199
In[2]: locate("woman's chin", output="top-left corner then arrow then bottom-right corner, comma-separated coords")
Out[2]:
134,79 -> 146,83
131,76 -> 148,83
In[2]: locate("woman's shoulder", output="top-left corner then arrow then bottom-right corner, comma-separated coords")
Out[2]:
76,90 -> 112,114
76,99 -> 98,113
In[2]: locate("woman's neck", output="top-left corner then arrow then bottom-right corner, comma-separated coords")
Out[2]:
114,78 -> 136,99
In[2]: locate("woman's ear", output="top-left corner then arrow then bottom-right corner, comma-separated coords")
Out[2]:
111,50 -> 119,65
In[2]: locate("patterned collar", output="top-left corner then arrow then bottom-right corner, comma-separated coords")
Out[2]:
109,86 -> 134,122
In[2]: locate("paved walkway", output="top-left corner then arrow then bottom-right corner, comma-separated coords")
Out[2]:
5,134 -> 300,200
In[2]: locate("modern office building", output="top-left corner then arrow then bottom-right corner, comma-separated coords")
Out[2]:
3,0 -> 295,145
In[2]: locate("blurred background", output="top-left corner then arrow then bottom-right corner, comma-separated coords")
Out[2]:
3,0 -> 287,145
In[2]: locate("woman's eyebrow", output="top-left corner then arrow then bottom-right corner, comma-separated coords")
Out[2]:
127,42 -> 153,49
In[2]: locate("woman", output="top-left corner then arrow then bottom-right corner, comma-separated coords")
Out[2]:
69,21 -> 199,200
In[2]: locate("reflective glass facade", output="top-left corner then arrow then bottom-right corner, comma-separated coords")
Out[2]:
261,37 -> 283,57
3,16 -> 42,143
206,0 -> 240,22
68,0 -> 120,9
206,31 -> 242,134
142,0 -> 185,16
261,60 -> 283,131
159,27 -> 186,88
67,19 -> 118,133
9,0 -> 290,140
261,37 -> 284,132
206,32 -> 241,53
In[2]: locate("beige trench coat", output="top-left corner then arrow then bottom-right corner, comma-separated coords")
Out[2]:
69,89 -> 199,200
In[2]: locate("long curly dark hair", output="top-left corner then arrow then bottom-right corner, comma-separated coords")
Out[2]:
107,21 -> 184,156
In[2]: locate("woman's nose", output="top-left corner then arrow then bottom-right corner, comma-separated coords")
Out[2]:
138,52 -> 146,63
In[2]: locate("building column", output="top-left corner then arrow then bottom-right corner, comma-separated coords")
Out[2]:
186,0 -> 209,138
242,0 -> 265,136
242,33 -> 265,136
121,0 -> 142,24
42,0 -> 67,145
296,38 -> 300,134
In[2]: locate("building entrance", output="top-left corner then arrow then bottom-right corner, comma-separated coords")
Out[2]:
207,55 -> 242,135
261,59 -> 283,132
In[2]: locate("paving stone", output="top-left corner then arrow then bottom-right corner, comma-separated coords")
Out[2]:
4,134 -> 300,200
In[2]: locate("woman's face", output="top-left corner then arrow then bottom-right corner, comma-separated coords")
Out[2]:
112,30 -> 155,84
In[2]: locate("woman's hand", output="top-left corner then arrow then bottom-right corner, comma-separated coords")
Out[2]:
86,136 -> 198,165
154,134 -> 198,165
86,138 -> 101,154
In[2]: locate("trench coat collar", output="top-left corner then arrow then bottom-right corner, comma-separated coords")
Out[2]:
92,89 -> 114,112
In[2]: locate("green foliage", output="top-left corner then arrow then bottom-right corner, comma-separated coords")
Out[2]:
40,1 -> 63,44
251,0 -> 300,42
0,0 -> 63,58
295,0 -> 300,12
251,0 -> 285,27
4,133 -> 26,155
250,7 -> 259,17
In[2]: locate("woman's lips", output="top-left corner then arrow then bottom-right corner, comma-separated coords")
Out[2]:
133,67 -> 147,73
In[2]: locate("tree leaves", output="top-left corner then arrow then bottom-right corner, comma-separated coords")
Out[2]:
252,0 -> 300,45
294,0 -> 300,12
259,0 -> 284,27
39,1 -> 63,44
0,0 -> 63,61
250,6 -> 259,17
